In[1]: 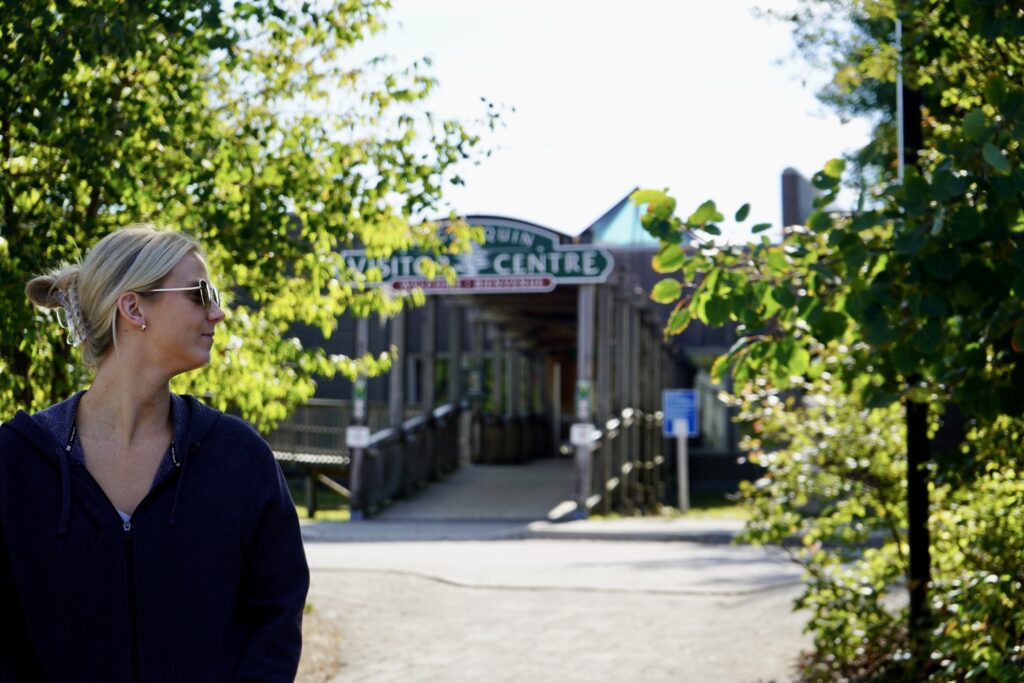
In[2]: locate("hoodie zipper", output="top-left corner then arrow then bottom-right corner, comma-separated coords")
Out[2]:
124,519 -> 141,683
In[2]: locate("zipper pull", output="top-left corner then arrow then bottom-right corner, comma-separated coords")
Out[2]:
123,519 -> 132,535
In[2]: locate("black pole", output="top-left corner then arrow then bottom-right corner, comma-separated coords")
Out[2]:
905,394 -> 931,661
902,59 -> 931,666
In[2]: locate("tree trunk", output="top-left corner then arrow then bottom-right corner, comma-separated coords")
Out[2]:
900,26 -> 929,660
906,399 -> 931,664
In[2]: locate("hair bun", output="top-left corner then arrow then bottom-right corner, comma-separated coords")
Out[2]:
26,266 -> 78,309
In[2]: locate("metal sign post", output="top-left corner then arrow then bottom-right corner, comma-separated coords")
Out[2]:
673,419 -> 690,513
663,389 -> 699,513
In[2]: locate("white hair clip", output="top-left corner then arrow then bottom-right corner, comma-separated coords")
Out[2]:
54,288 -> 88,346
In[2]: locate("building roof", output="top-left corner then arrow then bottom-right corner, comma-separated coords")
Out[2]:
578,188 -> 686,249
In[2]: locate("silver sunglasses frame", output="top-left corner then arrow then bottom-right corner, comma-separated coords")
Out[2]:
146,279 -> 221,310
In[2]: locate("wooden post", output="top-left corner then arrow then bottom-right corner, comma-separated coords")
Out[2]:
643,314 -> 656,509
389,310 -> 406,429
304,472 -> 318,518
349,316 -> 370,520
421,298 -> 438,477
447,304 -> 463,405
422,298 -> 436,415
631,300 -> 643,508
505,336 -> 519,463
651,327 -> 667,507
489,325 -> 504,464
506,336 -> 518,419
574,284 -> 596,517
552,361 -> 562,458
470,314 -> 485,462
490,324 -> 504,417
615,288 -> 630,511
595,283 -> 613,515
448,305 -> 469,465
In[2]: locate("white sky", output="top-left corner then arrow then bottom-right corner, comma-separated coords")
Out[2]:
360,0 -> 873,241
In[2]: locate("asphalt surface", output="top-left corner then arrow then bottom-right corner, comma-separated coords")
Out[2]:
300,460 -> 810,682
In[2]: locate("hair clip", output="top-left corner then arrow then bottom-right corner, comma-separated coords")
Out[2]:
54,290 -> 87,346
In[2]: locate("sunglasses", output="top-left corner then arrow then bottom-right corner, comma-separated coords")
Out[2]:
146,279 -> 222,311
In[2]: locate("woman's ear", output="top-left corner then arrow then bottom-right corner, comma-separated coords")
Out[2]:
117,292 -> 147,331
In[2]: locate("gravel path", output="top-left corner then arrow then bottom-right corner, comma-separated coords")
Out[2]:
299,535 -> 810,682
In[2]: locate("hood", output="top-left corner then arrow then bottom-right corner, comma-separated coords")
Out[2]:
2,392 -> 223,534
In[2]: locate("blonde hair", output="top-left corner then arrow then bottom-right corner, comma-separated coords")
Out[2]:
25,224 -> 202,367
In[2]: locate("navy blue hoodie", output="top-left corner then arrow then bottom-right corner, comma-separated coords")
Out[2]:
0,393 -> 309,682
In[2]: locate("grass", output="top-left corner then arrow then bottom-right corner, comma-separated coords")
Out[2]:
287,475 -> 747,523
287,477 -> 351,521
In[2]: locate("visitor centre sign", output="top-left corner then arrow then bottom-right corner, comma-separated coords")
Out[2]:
341,218 -> 614,294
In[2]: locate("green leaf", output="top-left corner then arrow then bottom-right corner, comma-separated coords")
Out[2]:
651,278 -> 683,304
766,250 -> 789,274
808,310 -> 848,344
891,342 -> 919,374
652,244 -> 685,273
894,229 -> 927,256
823,158 -> 845,178
811,171 -> 840,190
949,207 -> 982,242
666,307 -> 692,335
930,170 -> 969,201
962,109 -> 987,142
982,143 -> 1011,174
863,316 -> 896,346
807,210 -> 832,233
702,223 -> 723,236
984,75 -> 1006,108
688,200 -> 724,225
924,251 -> 962,280
735,203 -> 750,222
751,223 -> 772,234
710,353 -> 732,384
631,189 -> 667,205
773,338 -> 795,368
771,285 -> 796,308
789,346 -> 810,375
919,296 -> 949,317
862,384 -> 898,409
911,318 -> 943,354
704,296 -> 731,326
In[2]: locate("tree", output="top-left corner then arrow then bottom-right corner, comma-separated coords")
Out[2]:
1,0 -> 493,429
636,0 -> 1023,673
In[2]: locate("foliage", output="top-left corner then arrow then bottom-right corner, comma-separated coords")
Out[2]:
735,377 -> 910,680
928,416 -> 1024,681
0,0 -> 493,430
734,379 -> 1024,681
635,0 -> 1023,677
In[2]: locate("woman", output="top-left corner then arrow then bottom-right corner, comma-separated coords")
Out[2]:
0,225 -> 309,681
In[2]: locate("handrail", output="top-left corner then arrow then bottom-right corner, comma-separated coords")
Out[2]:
561,404 -> 666,517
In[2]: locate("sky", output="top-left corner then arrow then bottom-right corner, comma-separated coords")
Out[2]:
359,0 -> 874,241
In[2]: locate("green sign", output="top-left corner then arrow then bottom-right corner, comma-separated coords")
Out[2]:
341,218 -> 614,294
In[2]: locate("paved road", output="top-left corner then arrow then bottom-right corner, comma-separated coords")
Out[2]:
303,527 -> 809,682
300,461 -> 811,682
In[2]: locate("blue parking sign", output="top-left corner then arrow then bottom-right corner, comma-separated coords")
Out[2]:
663,389 -> 699,438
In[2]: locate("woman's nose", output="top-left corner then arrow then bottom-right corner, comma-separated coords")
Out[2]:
208,301 -> 226,323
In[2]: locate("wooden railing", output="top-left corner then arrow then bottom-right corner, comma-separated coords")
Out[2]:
574,407 -> 665,516
270,397 -> 664,520
266,399 -> 423,516
350,403 -> 461,518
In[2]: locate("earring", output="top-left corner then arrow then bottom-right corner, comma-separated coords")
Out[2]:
139,322 -> 147,332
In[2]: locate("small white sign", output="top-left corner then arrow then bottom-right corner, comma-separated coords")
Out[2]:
570,423 -> 596,447
346,426 -> 371,449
